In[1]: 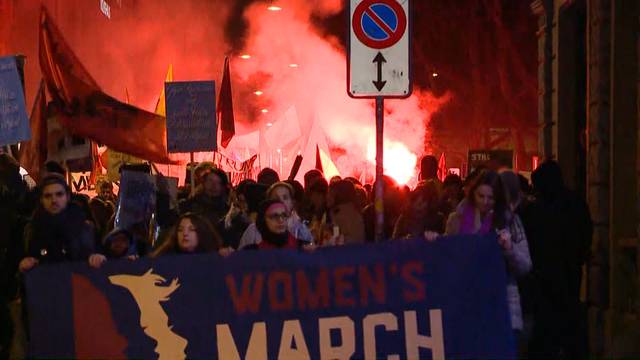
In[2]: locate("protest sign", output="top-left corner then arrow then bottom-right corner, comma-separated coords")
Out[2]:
165,81 -> 217,153
0,55 -> 30,146
114,169 -> 156,231
468,149 -> 514,173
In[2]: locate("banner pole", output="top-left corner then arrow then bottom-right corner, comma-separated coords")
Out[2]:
190,152 -> 195,197
374,96 -> 385,242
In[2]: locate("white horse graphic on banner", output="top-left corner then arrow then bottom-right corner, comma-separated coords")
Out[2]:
109,269 -> 188,360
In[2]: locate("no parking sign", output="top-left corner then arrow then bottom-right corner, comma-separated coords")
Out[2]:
348,0 -> 411,98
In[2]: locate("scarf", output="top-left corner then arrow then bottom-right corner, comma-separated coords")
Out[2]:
459,203 -> 493,235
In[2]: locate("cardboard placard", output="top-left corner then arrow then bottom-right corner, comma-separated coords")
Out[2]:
165,81 -> 217,153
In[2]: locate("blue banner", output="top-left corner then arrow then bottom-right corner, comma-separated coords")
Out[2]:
0,56 -> 30,146
165,81 -> 216,153
25,236 -> 515,359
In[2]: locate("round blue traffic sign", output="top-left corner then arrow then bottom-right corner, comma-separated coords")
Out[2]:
353,0 -> 407,49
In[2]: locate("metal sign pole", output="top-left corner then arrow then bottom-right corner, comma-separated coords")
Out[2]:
348,0 -> 410,242
374,96 -> 385,242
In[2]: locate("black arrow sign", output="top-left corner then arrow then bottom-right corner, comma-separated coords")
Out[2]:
372,52 -> 387,91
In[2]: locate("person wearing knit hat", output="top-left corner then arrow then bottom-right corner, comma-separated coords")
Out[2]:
88,227 -> 138,268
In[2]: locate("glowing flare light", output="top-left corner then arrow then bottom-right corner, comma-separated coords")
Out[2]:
367,138 -> 418,185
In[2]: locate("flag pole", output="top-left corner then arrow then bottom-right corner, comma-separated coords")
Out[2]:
190,152 -> 195,197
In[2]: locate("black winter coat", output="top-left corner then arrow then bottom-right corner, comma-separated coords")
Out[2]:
24,203 -> 95,264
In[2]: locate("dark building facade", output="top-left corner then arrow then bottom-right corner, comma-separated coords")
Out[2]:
532,0 -> 639,356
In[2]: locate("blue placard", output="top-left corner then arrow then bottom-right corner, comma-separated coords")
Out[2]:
165,81 -> 216,153
0,56 -> 30,146
114,170 -> 156,231
25,236 -> 516,359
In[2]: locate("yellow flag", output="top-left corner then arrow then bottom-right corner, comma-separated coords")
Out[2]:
319,147 -> 340,179
155,64 -> 173,116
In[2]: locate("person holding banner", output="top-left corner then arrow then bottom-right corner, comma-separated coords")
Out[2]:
238,182 -> 313,249
425,170 -> 532,337
267,182 -> 313,243
244,200 -> 299,250
150,213 -> 222,257
19,174 -> 95,273
87,228 -> 139,269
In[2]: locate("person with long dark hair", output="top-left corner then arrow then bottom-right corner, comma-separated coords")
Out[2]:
434,170 -> 510,236
425,170 -> 531,338
150,213 -> 221,257
393,181 -> 444,240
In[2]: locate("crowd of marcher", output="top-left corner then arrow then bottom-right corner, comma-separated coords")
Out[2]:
0,153 -> 592,359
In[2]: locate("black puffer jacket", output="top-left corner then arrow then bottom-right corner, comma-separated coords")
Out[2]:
24,203 -> 95,264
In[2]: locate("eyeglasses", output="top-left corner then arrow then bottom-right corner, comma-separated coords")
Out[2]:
266,212 -> 289,221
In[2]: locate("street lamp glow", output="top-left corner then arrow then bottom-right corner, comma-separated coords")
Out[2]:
432,72 -> 439,77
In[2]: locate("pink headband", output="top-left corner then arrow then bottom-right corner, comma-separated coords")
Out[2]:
266,203 -> 286,214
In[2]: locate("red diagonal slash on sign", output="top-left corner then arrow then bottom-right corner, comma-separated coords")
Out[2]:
364,5 -> 396,39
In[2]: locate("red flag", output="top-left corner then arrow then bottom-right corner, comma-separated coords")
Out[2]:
88,142 -> 101,186
39,8 -> 175,164
217,57 -> 235,148
437,152 -> 447,181
18,80 -> 47,182
315,144 -> 324,173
